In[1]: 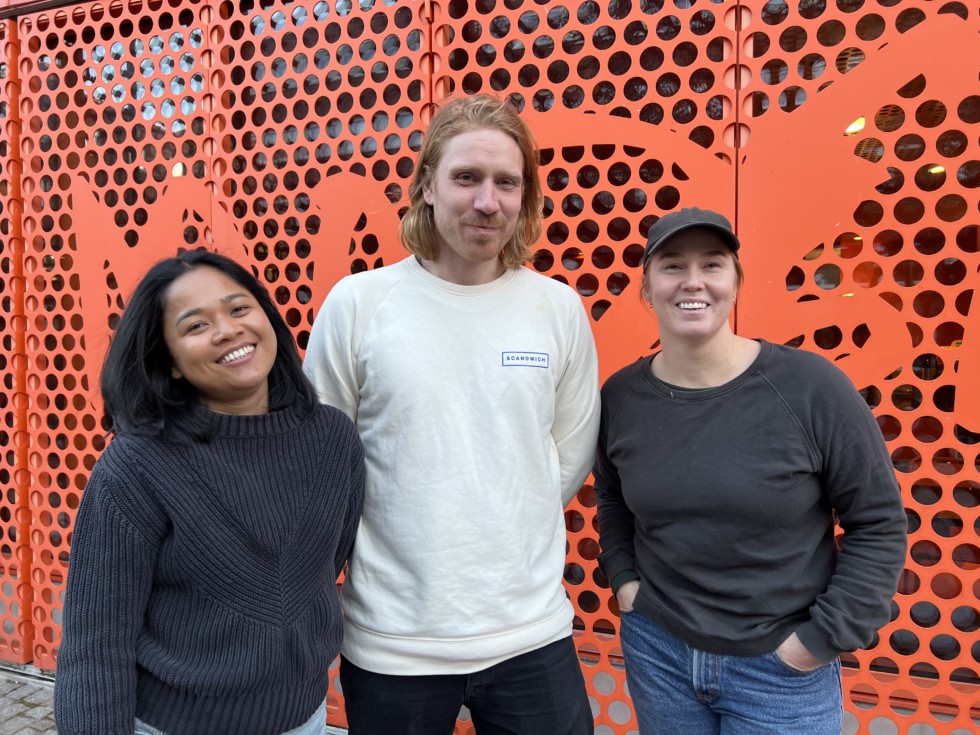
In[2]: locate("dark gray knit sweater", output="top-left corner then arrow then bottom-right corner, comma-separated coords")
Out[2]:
54,404 -> 364,735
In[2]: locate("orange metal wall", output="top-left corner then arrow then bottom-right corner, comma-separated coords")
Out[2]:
0,1 -> 977,733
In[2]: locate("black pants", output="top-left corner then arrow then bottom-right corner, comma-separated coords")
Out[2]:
339,637 -> 594,735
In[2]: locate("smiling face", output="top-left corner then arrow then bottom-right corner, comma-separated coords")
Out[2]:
421,127 -> 524,284
162,266 -> 277,415
643,228 -> 741,345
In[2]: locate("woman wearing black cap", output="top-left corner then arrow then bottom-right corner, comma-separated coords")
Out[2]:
593,208 -> 906,734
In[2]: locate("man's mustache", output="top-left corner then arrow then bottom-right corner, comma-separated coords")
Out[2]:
461,216 -> 509,228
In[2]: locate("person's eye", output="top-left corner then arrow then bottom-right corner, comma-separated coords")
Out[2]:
455,173 -> 476,184
498,178 -> 519,190
231,304 -> 251,315
185,321 -> 207,334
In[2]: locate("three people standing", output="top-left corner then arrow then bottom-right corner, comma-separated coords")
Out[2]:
55,94 -> 906,735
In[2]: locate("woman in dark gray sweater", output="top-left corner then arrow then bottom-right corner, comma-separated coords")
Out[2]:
594,208 -> 907,734
54,251 -> 364,735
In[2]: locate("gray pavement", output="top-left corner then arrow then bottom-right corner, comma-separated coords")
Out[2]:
0,666 -> 56,735
0,664 -> 959,735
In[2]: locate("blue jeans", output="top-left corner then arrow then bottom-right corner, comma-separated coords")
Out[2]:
134,699 -> 328,735
339,637 -> 593,735
620,610 -> 843,735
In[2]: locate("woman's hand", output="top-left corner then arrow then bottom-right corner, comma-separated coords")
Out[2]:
775,632 -> 823,671
616,580 -> 640,613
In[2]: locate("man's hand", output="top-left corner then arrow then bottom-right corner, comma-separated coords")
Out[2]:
775,631 -> 823,671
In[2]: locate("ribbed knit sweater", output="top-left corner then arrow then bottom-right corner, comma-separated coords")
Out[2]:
54,404 -> 364,735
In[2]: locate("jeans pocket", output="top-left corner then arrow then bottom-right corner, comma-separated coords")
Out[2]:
768,650 -> 825,676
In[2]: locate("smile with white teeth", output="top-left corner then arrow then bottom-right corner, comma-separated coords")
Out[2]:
678,302 -> 708,310
217,345 -> 255,364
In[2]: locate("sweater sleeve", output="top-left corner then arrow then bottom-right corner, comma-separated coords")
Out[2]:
304,278 -> 361,422
554,296 -> 601,506
593,377 -> 638,586
793,362 -> 908,663
54,461 -> 164,735
333,426 -> 366,578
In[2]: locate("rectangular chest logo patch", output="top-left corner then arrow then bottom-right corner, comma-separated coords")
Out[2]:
502,351 -> 550,368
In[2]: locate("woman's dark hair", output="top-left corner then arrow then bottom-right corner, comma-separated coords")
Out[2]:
100,249 -> 318,442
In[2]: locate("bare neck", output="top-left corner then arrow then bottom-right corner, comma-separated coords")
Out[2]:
653,332 -> 760,389
418,256 -> 506,286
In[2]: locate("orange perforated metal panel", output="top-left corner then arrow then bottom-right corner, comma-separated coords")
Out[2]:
16,0 -> 218,671
209,0 -> 429,353
0,1 -> 975,734
0,16 -> 35,666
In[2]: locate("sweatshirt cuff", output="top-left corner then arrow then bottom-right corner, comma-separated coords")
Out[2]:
610,570 -> 641,595
794,620 -> 841,664
599,549 -> 637,588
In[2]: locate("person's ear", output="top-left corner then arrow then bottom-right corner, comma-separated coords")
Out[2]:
421,166 -> 434,206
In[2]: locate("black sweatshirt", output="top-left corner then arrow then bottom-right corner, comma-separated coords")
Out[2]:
594,341 -> 907,663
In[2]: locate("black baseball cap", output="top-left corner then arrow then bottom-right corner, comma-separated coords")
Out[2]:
642,207 -> 740,267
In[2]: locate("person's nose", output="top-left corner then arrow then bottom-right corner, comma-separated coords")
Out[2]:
681,267 -> 704,290
473,181 -> 501,215
212,314 -> 242,343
